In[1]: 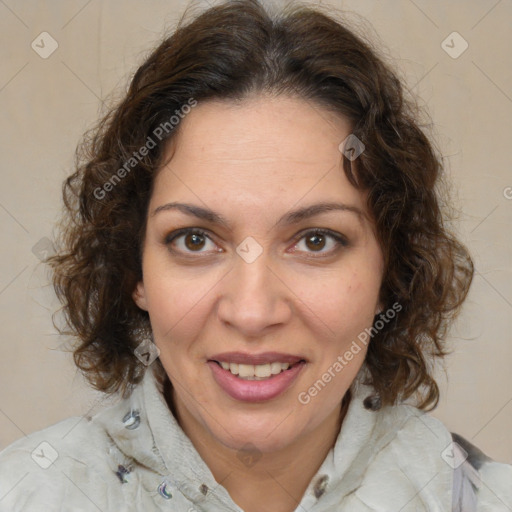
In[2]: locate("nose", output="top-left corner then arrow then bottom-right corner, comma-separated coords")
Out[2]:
216,249 -> 292,338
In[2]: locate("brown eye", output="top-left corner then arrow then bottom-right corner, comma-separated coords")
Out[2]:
292,229 -> 348,257
305,233 -> 326,251
184,232 -> 206,251
165,228 -> 219,254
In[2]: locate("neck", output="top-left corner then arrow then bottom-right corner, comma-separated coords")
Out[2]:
163,379 -> 351,512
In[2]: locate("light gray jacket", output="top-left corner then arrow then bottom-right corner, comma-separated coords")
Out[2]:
0,366 -> 510,511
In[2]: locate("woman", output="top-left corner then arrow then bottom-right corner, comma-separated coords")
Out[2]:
0,0 -> 510,510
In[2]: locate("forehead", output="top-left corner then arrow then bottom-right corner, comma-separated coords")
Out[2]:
151,95 -> 370,224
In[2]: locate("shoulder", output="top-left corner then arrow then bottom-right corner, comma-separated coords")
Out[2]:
0,408 -> 122,511
345,402 -> 455,510
472,459 -> 512,511
392,409 -> 512,511
381,402 -> 456,478
380,401 -> 455,458
451,433 -> 512,511
0,410 -> 113,467
476,459 -> 512,510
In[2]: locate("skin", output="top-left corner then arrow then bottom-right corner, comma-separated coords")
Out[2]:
133,94 -> 384,512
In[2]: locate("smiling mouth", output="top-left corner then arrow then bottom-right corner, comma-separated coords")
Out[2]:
210,360 -> 306,380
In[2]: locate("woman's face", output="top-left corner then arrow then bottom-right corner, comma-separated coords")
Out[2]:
133,94 -> 384,453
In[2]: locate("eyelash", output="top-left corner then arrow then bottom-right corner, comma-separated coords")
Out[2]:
164,227 -> 349,258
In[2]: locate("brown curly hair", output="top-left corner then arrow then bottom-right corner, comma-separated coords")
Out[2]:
48,0 -> 473,411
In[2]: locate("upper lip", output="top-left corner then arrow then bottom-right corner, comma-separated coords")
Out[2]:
209,351 -> 306,365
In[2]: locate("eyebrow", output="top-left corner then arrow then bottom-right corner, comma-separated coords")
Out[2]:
152,201 -> 365,229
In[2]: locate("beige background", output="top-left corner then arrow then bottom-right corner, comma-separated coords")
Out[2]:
0,0 -> 510,464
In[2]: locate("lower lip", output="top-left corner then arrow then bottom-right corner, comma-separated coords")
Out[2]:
207,361 -> 306,403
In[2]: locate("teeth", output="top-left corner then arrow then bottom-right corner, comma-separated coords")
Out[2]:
238,364 -> 254,378
255,364 -> 271,378
271,362 -> 284,375
218,361 -> 293,379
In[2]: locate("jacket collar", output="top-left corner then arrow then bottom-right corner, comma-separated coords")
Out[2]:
96,362 -> 453,510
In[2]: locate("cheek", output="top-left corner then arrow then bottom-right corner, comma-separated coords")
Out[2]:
293,270 -> 378,333
142,257 -> 223,339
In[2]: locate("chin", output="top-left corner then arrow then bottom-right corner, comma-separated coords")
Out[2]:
205,408 -> 306,454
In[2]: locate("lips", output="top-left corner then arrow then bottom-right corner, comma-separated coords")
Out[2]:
206,351 -> 307,402
208,351 -> 305,365
207,359 -> 306,402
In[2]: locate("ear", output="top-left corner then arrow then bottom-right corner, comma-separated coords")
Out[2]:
132,281 -> 148,311
374,301 -> 384,316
